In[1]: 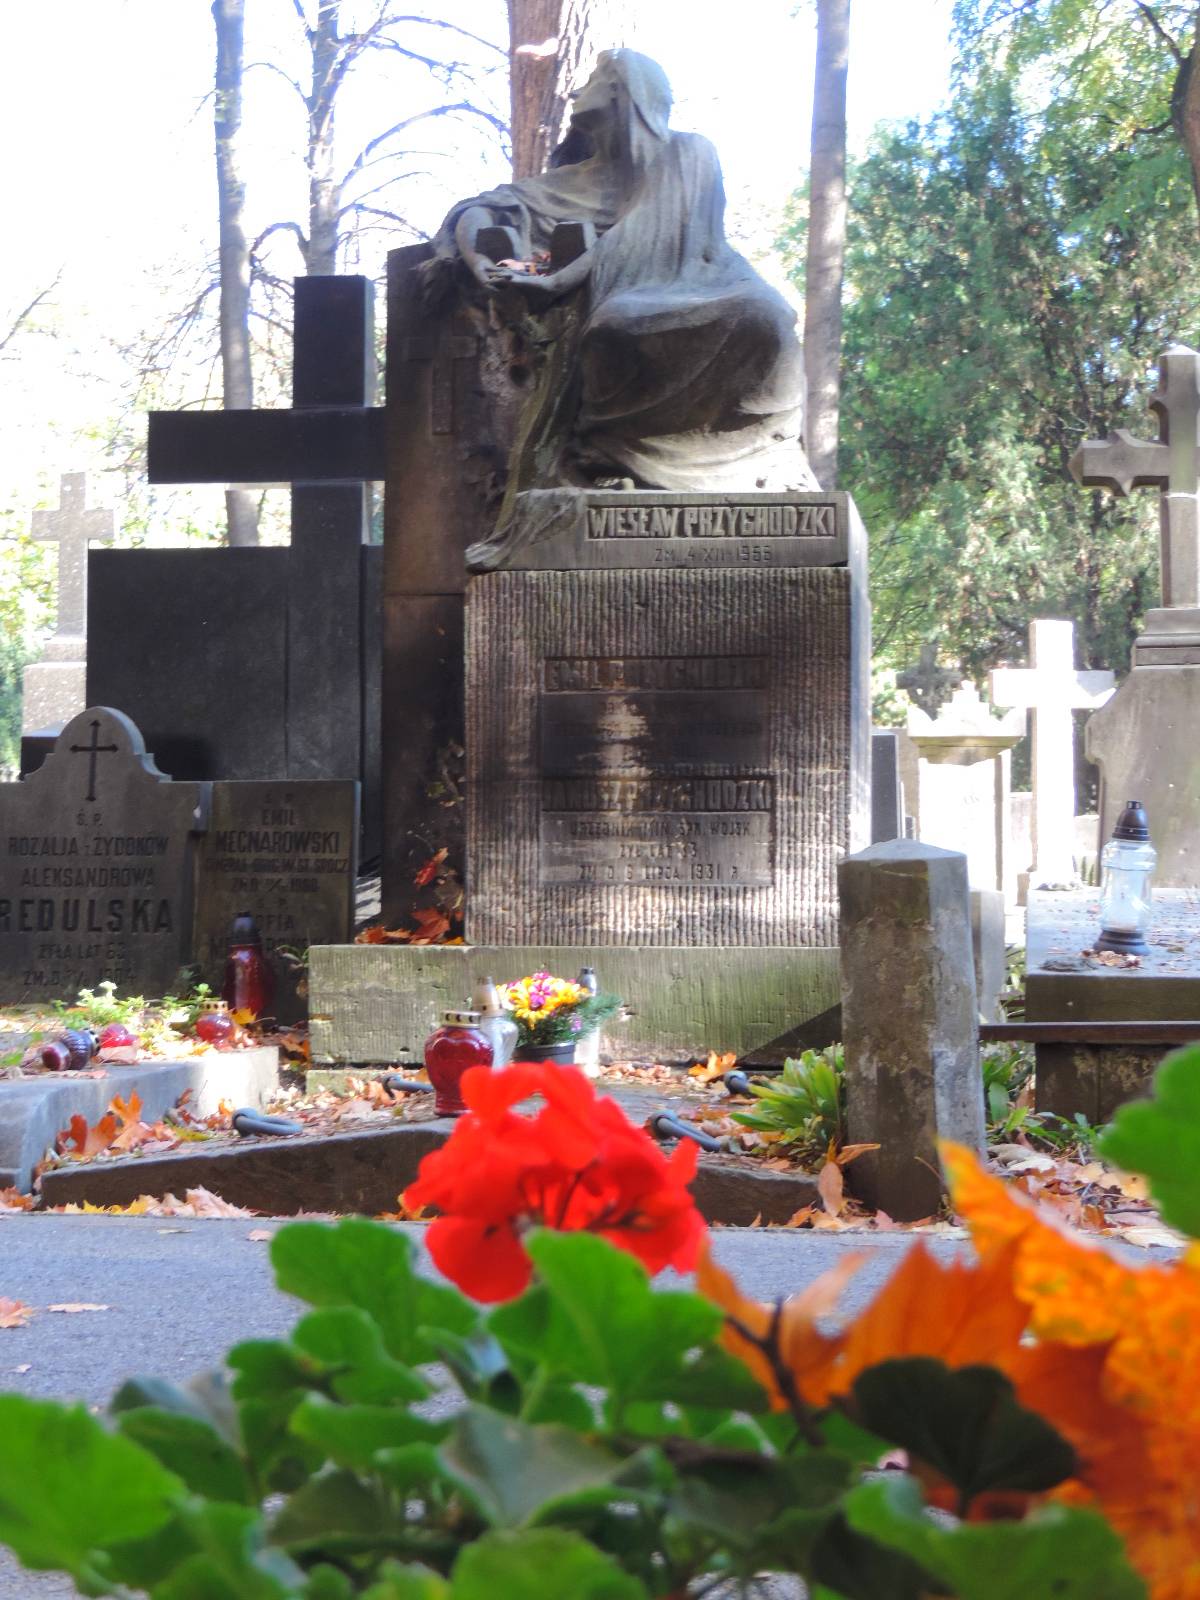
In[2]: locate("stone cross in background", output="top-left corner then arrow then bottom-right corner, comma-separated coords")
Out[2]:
32,473 -> 111,644
990,620 -> 1114,887
1071,344 -> 1200,663
897,643 -> 961,717
21,473 -> 112,741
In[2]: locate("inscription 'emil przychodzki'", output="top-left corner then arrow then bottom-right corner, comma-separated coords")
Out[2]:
587,503 -> 833,540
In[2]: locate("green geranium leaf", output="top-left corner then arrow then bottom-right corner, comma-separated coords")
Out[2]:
1100,1045 -> 1200,1238
270,1468 -> 386,1555
439,1405 -> 633,1528
289,1396 -> 447,1471
845,1475 -> 1147,1598
117,1408 -> 252,1504
292,1307 -> 430,1404
488,1232 -> 765,1417
670,1449 -> 852,1562
850,1358 -> 1076,1505
271,1219 -> 476,1363
0,1395 -> 183,1588
152,1502 -> 306,1600
363,1563 -> 450,1599
451,1528 -> 648,1600
304,1566 -> 356,1600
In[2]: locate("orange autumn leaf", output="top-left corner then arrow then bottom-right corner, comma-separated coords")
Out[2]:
408,906 -> 452,944
414,846 -> 448,888
689,1051 -> 736,1083
816,1158 -> 844,1216
0,1188 -> 33,1213
941,1141 -> 1200,1598
59,1111 -> 118,1160
697,1243 -> 862,1410
0,1298 -> 32,1329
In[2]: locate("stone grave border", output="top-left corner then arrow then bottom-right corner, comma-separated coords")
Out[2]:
0,1048 -> 278,1193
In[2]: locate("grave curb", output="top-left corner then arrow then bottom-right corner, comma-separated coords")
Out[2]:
36,1118 -> 820,1225
1,1047 -> 279,1193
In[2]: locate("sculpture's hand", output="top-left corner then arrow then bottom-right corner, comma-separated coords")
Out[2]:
486,265 -> 560,302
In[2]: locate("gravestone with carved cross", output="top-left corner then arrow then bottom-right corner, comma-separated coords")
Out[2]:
1074,344 -> 1200,884
21,474 -> 113,738
1070,343 -> 1200,665
82,276 -> 384,852
381,243 -> 510,926
990,620 -> 1114,886
0,707 -> 209,1002
897,644 -> 961,718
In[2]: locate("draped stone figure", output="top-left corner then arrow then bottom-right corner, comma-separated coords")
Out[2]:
424,50 -> 817,502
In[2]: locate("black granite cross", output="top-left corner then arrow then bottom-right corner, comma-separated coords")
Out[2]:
897,644 -> 961,718
1070,344 -> 1200,610
146,277 -> 386,784
70,718 -> 118,802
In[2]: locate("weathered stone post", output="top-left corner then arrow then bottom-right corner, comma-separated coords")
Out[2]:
839,838 -> 985,1221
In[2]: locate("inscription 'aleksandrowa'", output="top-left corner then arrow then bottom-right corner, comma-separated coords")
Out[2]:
587,504 -> 834,540
542,778 -> 774,813
544,657 -> 766,692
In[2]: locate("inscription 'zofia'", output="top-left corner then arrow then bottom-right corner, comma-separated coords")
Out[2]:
587,503 -> 834,540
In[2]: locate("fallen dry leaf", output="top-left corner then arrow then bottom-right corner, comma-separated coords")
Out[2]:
46,1303 -> 110,1314
12,1363 -> 30,1374
0,1299 -> 32,1328
817,1158 -> 845,1216
688,1050 -> 737,1084
0,1188 -> 33,1213
246,1228 -> 274,1241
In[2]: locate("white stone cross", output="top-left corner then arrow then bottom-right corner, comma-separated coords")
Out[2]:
990,619 -> 1114,885
31,473 -> 113,640
1070,344 -> 1200,609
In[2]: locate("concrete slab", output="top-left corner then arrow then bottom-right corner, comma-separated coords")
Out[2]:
308,943 -> 840,1065
1,1047 -> 279,1192
1026,889 -> 1200,1120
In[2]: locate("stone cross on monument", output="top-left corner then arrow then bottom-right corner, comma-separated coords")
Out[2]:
32,473 -> 112,642
21,473 -> 112,741
1070,344 -> 1200,665
990,620 -> 1114,886
896,644 -> 961,717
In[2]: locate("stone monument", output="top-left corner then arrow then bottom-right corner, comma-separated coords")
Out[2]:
0,708 -> 208,1002
990,619 -> 1113,886
904,683 -> 1024,896
1074,345 -> 1200,882
21,474 -> 110,738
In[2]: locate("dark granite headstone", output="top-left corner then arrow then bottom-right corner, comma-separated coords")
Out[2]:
466,489 -> 870,946
0,708 -> 208,1002
85,276 -> 384,856
870,729 -> 903,844
192,780 -> 359,1022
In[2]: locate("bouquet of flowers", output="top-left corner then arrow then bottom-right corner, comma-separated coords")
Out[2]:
499,970 -> 622,1049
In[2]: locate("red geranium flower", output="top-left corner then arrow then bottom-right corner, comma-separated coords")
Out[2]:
403,1063 -> 707,1302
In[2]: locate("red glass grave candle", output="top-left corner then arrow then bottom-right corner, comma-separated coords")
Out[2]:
223,912 -> 274,1021
195,999 -> 236,1047
424,1009 -> 493,1116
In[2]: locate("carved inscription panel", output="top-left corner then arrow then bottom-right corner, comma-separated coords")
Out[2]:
538,656 -> 773,888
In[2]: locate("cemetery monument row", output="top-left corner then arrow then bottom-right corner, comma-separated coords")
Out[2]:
385,49 -> 871,944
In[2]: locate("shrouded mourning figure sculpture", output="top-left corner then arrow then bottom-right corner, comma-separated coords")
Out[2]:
426,49 -> 817,498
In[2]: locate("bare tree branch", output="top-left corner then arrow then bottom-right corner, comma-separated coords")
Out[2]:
245,59 -> 311,104
1133,0 -> 1187,65
0,273 -> 61,355
250,219 -> 310,261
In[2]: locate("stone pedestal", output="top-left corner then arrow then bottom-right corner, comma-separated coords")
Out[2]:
906,687 -> 1024,897
465,490 -> 870,946
1025,888 -> 1200,1121
21,645 -> 86,736
1087,665 -> 1200,885
840,839 -> 985,1221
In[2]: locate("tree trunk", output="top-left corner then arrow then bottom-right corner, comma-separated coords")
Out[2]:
212,0 -> 259,546
803,0 -> 851,491
507,0 -> 594,180
306,0 -> 341,274
1171,11 -> 1200,236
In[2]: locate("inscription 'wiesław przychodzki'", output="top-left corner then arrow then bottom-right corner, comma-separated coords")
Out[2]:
587,503 -> 834,540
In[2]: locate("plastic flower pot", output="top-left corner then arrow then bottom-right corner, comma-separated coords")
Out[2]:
514,1042 -> 577,1065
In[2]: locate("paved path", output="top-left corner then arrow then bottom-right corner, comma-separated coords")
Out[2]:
0,1215 -> 958,1597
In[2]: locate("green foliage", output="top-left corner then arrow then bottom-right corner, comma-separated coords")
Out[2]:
784,23 -> 1200,682
0,1219 -> 1147,1596
1100,1043 -> 1200,1237
731,1048 -> 846,1153
0,529 -> 53,779
981,1044 -> 1034,1135
52,980 -> 146,1031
